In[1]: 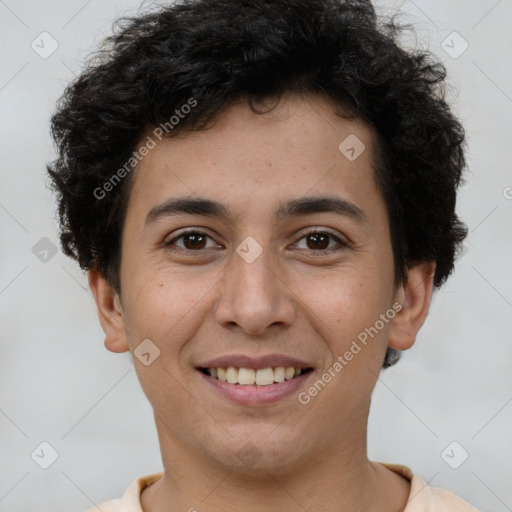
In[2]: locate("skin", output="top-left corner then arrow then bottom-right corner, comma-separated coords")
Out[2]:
89,93 -> 435,512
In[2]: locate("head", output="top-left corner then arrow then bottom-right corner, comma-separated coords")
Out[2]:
48,0 -> 467,473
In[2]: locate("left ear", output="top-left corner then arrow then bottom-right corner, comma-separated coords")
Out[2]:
388,261 -> 436,351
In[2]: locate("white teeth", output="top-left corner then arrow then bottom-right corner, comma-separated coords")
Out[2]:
238,368 -> 256,385
274,366 -> 285,382
226,367 -> 238,384
285,367 -> 295,380
217,368 -> 227,382
256,368 -> 274,386
206,366 -> 307,385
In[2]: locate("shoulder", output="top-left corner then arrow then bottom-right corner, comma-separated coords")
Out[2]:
380,463 -> 480,511
84,473 -> 163,512
419,484 -> 480,511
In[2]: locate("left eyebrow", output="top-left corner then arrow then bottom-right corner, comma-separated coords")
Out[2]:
275,195 -> 368,225
144,195 -> 368,226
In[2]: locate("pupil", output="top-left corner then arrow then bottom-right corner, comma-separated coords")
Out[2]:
185,233 -> 205,250
308,233 -> 329,250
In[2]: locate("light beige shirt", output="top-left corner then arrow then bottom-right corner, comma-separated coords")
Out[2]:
87,463 -> 479,511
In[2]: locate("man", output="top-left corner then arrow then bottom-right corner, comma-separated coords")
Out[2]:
47,0 -> 477,510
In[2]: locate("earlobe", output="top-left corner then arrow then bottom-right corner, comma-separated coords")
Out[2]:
388,262 -> 436,351
88,270 -> 130,353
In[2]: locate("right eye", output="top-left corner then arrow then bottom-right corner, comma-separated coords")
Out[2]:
163,229 -> 223,255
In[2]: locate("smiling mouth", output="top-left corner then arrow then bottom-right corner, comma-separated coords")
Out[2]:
198,366 -> 313,386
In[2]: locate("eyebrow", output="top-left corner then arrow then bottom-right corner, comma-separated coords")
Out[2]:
145,195 -> 368,226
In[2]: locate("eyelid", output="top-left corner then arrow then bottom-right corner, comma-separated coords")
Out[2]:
299,226 -> 349,243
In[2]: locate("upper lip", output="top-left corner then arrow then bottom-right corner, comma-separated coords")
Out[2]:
197,354 -> 314,370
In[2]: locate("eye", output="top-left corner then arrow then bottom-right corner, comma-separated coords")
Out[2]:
163,228 -> 349,256
164,229 -> 221,253
293,229 -> 349,253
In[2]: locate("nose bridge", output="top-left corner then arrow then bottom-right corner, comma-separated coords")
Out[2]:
215,234 -> 294,334
232,235 -> 278,303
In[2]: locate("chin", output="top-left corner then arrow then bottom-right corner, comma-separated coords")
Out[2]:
199,425 -> 310,475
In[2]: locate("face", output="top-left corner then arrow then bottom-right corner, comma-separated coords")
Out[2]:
91,93 -> 433,475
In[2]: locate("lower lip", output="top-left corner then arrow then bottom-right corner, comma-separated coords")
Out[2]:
197,370 -> 313,406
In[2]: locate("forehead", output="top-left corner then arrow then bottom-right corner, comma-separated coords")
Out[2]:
125,93 -> 383,228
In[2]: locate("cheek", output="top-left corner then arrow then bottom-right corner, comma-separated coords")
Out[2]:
302,260 -> 394,353
121,266 -> 218,353
120,271 -> 207,412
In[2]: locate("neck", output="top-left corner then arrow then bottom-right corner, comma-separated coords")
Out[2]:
141,415 -> 409,512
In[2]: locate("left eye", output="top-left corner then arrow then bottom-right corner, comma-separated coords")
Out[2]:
294,231 -> 347,252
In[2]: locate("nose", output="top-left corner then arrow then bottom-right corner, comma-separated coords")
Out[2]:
214,241 -> 296,336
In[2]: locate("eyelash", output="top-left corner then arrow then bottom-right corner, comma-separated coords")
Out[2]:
163,228 -> 349,256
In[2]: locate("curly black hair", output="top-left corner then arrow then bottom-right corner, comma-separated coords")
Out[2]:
47,0 -> 468,368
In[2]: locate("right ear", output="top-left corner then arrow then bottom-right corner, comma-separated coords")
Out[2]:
88,269 -> 130,353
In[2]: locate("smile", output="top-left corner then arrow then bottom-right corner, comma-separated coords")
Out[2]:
199,366 -> 313,386
196,356 -> 315,406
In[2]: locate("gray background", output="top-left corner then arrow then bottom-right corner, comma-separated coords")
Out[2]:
1,0 -> 511,510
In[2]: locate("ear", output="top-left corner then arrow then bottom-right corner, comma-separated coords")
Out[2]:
388,261 -> 436,351
88,269 -> 130,353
